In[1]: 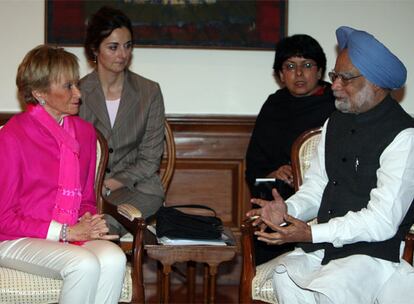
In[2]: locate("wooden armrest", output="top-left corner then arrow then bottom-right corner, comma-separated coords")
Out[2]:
101,198 -> 145,235
117,203 -> 143,221
240,217 -> 258,303
103,200 -> 146,303
116,204 -> 143,253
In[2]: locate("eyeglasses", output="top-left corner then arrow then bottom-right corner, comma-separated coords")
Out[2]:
328,71 -> 362,85
282,62 -> 316,72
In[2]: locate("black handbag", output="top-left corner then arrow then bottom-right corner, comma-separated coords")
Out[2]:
155,204 -> 223,240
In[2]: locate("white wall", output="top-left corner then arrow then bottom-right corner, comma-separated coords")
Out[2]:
0,0 -> 413,115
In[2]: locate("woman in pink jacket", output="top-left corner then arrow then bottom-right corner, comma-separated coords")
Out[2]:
0,45 -> 125,304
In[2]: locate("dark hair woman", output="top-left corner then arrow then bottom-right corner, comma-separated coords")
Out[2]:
80,6 -> 165,235
245,34 -> 336,265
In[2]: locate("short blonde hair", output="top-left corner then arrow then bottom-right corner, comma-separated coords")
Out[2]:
16,45 -> 79,104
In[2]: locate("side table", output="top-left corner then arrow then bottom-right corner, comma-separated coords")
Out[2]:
144,227 -> 237,303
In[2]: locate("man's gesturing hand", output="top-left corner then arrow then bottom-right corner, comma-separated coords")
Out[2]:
254,214 -> 312,244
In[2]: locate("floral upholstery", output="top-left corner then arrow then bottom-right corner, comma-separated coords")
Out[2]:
0,265 -> 132,303
251,259 -> 279,303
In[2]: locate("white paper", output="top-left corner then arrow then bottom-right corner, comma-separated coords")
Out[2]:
147,225 -> 229,246
157,236 -> 228,246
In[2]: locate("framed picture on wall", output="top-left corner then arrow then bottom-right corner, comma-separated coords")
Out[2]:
45,0 -> 287,50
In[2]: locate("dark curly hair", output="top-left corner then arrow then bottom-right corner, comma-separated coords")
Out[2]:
84,6 -> 133,63
273,34 -> 327,80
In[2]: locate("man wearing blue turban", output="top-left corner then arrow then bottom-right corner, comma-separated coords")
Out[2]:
247,26 -> 414,303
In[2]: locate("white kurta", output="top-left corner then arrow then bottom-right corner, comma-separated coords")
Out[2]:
272,120 -> 414,304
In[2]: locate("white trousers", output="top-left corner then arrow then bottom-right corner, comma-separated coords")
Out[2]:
272,248 -> 400,304
0,238 -> 126,304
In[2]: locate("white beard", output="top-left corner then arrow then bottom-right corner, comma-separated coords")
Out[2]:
335,83 -> 376,114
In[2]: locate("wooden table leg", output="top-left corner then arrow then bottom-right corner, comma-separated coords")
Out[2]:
162,264 -> 172,303
203,264 -> 209,303
208,264 -> 218,303
145,227 -> 237,304
187,261 -> 196,303
157,261 -> 163,303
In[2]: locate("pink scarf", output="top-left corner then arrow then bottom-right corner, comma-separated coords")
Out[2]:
28,105 -> 81,225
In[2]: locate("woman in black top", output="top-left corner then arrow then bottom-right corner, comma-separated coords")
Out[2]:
246,34 -> 336,264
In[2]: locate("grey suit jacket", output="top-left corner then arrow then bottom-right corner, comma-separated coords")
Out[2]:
79,70 -> 165,199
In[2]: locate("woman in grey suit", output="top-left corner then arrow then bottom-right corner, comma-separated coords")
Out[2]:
79,6 -> 165,229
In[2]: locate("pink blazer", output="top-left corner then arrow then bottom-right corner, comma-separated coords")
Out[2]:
0,112 -> 97,241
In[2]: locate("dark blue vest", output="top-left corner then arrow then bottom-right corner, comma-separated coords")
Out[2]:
300,95 -> 414,264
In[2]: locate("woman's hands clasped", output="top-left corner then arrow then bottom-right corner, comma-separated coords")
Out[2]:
67,212 -> 119,242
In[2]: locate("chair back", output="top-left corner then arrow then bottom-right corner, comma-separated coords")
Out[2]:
95,129 -> 109,213
161,120 -> 176,192
290,127 -> 322,191
96,120 -> 175,212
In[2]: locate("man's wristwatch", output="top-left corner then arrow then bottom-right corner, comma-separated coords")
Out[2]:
104,185 -> 111,197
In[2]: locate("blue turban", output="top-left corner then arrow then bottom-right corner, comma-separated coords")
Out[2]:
336,26 -> 406,89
